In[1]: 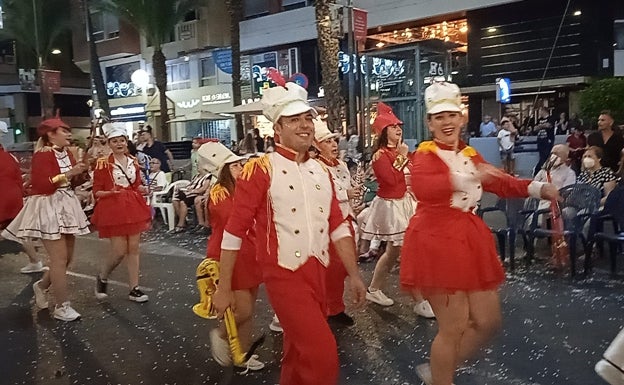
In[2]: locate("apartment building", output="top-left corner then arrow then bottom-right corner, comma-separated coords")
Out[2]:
70,0 -> 232,142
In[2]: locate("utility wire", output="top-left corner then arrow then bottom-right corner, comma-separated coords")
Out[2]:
531,0 -> 573,118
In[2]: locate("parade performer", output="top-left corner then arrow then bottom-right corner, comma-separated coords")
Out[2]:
0,135 -> 48,274
2,118 -> 90,321
313,117 -> 359,326
199,141 -> 264,371
91,123 -> 152,302
360,102 -> 434,318
211,81 -> 366,385
401,82 -> 560,385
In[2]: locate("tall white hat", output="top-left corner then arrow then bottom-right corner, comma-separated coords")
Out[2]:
102,122 -> 128,139
313,117 -> 340,143
261,82 -> 317,123
424,82 -> 462,115
197,141 -> 244,176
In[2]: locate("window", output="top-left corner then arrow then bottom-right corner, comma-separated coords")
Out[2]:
167,62 -> 191,90
105,61 -> 141,98
615,20 -> 624,50
282,0 -> 309,11
200,56 -> 217,87
89,11 -> 119,41
244,0 -> 269,18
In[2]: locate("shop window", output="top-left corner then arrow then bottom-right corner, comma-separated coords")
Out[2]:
105,61 -> 141,98
89,11 -> 120,41
200,56 -> 217,86
167,62 -> 191,91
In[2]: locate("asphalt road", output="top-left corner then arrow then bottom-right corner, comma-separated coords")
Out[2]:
1,218 -> 623,385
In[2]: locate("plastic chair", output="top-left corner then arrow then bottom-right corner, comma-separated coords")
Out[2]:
478,197 -> 537,270
151,180 -> 190,231
530,183 -> 602,277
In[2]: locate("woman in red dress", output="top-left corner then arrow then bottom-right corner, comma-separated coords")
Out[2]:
200,142 -> 264,370
360,102 -> 433,318
401,82 -> 560,385
2,118 -> 90,322
91,123 -> 152,303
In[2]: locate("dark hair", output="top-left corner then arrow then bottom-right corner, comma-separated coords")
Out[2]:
600,110 -> 613,119
372,127 -> 389,153
586,145 -> 604,160
127,139 -> 137,156
217,161 -> 237,196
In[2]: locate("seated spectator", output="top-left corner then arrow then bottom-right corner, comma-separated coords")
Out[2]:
147,159 -> 168,192
533,144 -> 576,214
577,146 -> 617,206
171,168 -> 212,233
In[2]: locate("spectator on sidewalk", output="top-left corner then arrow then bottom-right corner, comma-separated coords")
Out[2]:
139,126 -> 174,173
587,110 -> 624,173
497,117 -> 518,175
479,115 -> 497,137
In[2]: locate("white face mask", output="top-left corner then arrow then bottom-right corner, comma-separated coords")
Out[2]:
582,157 -> 596,169
549,154 -> 562,168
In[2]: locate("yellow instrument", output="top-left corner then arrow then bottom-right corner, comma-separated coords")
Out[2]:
193,258 -> 264,366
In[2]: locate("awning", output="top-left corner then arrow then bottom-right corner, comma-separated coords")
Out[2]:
167,110 -> 232,123
220,100 -> 263,114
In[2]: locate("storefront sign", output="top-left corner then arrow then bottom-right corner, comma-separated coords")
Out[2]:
107,81 -> 138,98
496,77 -> 511,103
353,8 -> 368,42
110,104 -> 146,121
175,92 -> 232,110
213,49 -> 233,75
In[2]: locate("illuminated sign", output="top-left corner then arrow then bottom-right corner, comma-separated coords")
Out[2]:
496,78 -> 511,103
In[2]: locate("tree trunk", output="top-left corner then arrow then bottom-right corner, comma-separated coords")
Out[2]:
314,0 -> 343,132
38,69 -> 55,119
226,0 -> 244,141
84,0 -> 110,118
153,49 -> 170,140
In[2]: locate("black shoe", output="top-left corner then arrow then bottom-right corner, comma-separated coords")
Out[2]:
95,275 -> 108,300
328,312 -> 354,326
129,286 -> 149,303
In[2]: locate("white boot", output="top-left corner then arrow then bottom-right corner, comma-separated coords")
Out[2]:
596,328 -> 624,385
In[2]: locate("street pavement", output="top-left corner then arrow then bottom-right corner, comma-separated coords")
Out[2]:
1,214 -> 623,385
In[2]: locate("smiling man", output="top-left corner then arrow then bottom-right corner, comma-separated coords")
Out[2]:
211,82 -> 366,385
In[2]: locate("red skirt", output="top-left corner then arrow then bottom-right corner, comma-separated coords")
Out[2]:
400,208 -> 505,296
0,183 -> 23,226
91,189 -> 151,238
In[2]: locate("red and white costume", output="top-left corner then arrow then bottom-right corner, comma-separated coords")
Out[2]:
317,155 -> 356,316
2,148 -> 90,241
401,141 -> 543,294
222,145 -> 351,385
0,148 -> 23,228
206,183 -> 262,290
360,146 -> 416,246
91,154 -> 151,238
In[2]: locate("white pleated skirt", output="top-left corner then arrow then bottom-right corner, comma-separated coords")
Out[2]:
1,189 -> 90,241
360,194 -> 416,246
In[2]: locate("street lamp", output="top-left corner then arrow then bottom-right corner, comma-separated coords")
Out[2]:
131,69 -> 149,96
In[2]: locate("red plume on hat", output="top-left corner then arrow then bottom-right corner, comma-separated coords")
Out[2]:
371,102 -> 402,135
267,67 -> 286,87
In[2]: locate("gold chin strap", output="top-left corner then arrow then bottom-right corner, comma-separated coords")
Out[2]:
192,258 -> 264,366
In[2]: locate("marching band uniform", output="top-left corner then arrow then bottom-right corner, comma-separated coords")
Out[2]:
596,328 -> 624,385
2,135 -> 90,241
401,140 -> 544,294
0,146 -> 23,229
90,153 -> 151,238
314,119 -> 356,322
220,82 -> 356,385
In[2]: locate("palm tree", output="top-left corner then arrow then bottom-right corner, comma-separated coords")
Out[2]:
0,0 -> 71,118
225,0 -> 244,141
81,0 -> 111,119
314,0 -> 343,131
96,0 -> 204,140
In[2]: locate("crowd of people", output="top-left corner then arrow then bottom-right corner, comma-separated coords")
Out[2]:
1,80 -> 623,385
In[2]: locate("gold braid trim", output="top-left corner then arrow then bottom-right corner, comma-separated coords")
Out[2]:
393,153 -> 409,170
460,146 -> 477,157
240,155 -> 271,181
209,183 -> 230,205
95,157 -> 110,170
416,141 -> 438,154
49,173 -> 68,185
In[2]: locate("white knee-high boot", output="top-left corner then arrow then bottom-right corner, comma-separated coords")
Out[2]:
596,328 -> 624,385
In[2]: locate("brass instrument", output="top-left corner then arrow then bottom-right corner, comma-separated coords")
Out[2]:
193,258 -> 264,366
350,161 -> 366,215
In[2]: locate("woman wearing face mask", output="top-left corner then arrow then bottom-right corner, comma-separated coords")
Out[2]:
2,118 -> 90,321
401,82 -> 560,385
91,123 -> 152,303
577,146 -> 617,206
533,144 -> 577,190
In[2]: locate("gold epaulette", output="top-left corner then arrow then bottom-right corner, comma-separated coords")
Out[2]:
416,141 -> 437,154
371,149 -> 384,162
240,155 -> 271,181
460,146 -> 477,158
209,183 -> 230,205
95,157 -> 110,170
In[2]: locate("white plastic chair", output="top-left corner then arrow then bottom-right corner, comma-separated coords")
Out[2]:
151,179 -> 190,231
